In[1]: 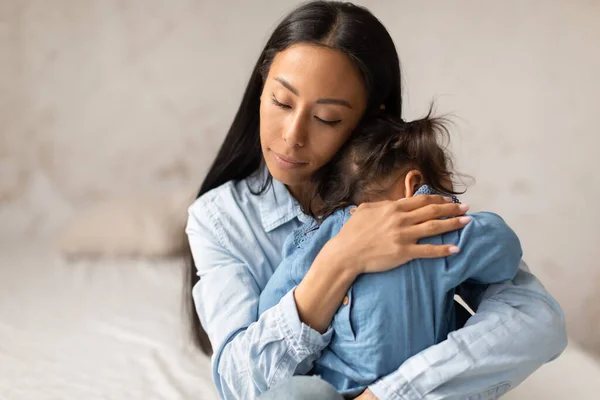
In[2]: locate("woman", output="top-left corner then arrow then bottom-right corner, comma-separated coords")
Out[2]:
185,2 -> 567,399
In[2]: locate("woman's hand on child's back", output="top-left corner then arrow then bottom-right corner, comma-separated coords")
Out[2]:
331,195 -> 471,275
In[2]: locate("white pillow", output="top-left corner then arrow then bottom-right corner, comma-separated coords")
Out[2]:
57,189 -> 195,259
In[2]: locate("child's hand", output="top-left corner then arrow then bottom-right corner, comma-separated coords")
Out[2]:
331,194 -> 470,275
354,388 -> 378,399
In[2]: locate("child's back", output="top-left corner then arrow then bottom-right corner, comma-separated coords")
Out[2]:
259,191 -> 522,395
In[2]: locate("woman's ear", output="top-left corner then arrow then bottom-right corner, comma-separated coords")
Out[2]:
404,170 -> 424,198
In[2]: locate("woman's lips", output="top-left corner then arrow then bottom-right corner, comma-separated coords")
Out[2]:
271,150 -> 308,170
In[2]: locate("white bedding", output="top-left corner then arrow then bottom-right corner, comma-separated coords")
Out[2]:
0,239 -> 218,400
1,239 -> 598,399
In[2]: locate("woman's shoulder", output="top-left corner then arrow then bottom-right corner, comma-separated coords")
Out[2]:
189,180 -> 236,222
189,175 -> 261,216
187,177 -> 263,244
190,179 -> 238,207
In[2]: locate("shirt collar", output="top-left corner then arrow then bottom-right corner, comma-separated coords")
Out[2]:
257,171 -> 309,232
414,184 -> 461,204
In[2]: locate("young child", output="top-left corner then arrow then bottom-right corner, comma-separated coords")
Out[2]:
258,114 -> 523,397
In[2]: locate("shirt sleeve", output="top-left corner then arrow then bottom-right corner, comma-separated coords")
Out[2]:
441,212 -> 523,289
186,201 -> 332,400
368,260 -> 568,400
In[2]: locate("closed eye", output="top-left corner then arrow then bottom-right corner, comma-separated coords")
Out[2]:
272,93 -> 342,126
271,94 -> 291,109
315,116 -> 342,126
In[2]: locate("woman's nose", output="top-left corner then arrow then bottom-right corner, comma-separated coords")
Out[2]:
282,112 -> 307,148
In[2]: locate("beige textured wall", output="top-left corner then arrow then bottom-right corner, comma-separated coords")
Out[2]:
1,1 -> 599,350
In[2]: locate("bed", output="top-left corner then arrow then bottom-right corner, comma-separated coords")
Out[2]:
1,238 -> 598,399
0,238 -> 218,400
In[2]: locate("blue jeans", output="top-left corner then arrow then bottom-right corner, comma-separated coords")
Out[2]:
259,376 -> 345,400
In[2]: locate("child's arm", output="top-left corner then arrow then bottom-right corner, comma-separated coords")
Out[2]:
258,258 -> 298,316
258,236 -> 300,316
441,212 -> 522,289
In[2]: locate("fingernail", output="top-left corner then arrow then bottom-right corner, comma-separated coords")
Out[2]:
459,216 -> 472,224
449,246 -> 460,254
444,197 -> 453,202
459,204 -> 469,212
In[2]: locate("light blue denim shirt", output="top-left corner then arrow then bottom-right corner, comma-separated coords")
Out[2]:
258,190 -> 523,396
186,171 -> 567,400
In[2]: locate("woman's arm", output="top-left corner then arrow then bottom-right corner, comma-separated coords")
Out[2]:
367,260 -> 567,400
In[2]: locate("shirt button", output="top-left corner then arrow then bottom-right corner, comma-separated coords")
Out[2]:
342,296 -> 349,306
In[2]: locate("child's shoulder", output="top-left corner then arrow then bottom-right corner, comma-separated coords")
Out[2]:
456,211 -> 522,255
283,209 -> 348,254
463,211 -> 514,237
286,218 -> 320,251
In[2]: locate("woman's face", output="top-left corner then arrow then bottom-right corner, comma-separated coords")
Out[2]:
259,43 -> 367,195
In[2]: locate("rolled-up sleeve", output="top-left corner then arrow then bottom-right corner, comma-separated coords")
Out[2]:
186,201 -> 332,400
368,260 -> 567,400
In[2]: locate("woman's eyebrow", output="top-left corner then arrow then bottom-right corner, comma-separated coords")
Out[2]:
316,98 -> 352,109
275,76 -> 299,95
274,76 -> 353,109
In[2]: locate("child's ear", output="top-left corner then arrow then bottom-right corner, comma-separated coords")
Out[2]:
404,170 -> 424,198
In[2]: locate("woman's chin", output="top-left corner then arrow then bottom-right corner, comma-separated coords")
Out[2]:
269,169 -> 300,185
267,164 -> 310,187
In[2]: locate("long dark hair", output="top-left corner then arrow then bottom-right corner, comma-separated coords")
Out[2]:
186,1 -> 404,354
303,111 -> 461,219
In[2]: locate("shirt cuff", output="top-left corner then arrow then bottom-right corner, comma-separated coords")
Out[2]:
369,372 -> 421,400
274,287 -> 333,361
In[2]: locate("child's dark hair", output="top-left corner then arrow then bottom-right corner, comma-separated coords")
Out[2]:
303,109 -> 462,219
